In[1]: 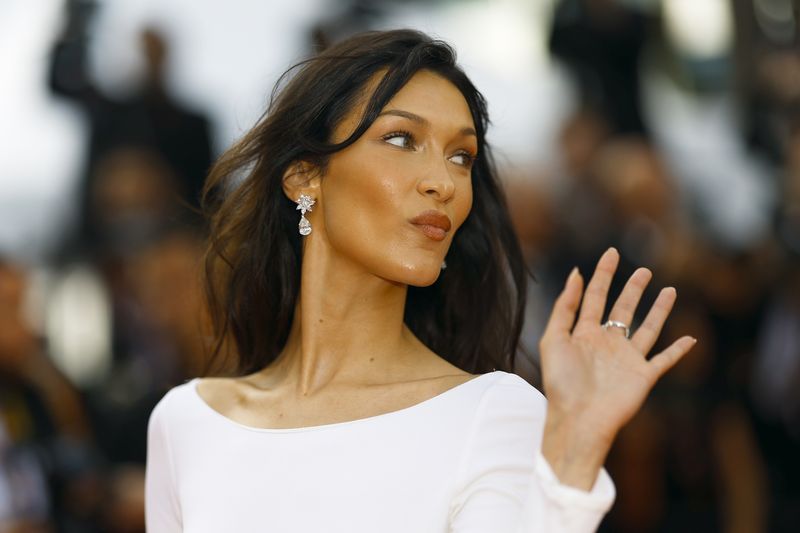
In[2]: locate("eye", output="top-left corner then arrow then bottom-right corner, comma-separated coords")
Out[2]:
449,151 -> 476,168
382,130 -> 415,149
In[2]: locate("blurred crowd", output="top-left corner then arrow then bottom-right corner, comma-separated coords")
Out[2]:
1,0 -> 799,532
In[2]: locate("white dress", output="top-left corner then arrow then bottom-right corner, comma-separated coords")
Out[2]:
145,371 -> 615,532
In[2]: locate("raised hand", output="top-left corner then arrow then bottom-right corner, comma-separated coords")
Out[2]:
539,247 -> 696,489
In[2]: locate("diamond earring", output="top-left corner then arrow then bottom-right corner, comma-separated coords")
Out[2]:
296,194 -> 315,236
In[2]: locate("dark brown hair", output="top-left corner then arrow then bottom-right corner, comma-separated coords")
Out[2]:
202,29 -> 527,376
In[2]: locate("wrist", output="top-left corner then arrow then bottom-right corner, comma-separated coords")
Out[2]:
541,409 -> 614,491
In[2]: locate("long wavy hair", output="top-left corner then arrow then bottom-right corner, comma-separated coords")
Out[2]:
201,29 -> 527,376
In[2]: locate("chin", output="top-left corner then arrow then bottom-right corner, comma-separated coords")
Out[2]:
387,259 -> 443,287
408,272 -> 441,288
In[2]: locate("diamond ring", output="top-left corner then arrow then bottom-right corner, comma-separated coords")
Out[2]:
602,320 -> 631,339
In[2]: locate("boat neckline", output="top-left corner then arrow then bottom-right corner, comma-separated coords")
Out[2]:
189,371 -> 503,434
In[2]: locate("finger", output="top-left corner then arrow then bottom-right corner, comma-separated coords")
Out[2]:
576,248 -> 620,328
630,287 -> 677,353
541,267 -> 583,344
606,267 -> 652,336
648,336 -> 697,378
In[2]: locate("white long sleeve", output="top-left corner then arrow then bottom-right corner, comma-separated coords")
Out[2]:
144,371 -> 614,532
448,375 -> 615,532
145,392 -> 182,532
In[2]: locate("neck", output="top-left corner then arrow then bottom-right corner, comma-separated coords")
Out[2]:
267,232 -> 421,395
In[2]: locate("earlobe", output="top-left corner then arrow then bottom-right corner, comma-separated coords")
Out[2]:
281,160 -> 321,203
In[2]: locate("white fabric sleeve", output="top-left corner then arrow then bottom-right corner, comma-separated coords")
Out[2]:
448,376 -> 615,533
145,391 -> 183,532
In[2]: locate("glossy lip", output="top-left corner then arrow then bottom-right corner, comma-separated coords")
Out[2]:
409,210 -> 452,242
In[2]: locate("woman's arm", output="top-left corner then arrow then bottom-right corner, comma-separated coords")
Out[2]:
145,392 -> 183,532
448,375 -> 614,533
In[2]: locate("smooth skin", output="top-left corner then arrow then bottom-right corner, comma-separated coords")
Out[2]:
197,70 -> 695,491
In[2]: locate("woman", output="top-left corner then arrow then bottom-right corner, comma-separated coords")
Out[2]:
145,30 -> 695,532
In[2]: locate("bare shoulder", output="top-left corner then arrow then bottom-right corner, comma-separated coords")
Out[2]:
406,355 -> 480,393
195,376 -> 246,413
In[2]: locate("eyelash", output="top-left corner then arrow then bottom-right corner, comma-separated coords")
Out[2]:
381,130 -> 416,149
381,130 -> 477,168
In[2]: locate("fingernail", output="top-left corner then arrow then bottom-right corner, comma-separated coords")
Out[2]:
569,266 -> 579,280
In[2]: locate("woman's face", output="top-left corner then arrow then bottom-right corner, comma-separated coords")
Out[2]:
316,69 -> 476,286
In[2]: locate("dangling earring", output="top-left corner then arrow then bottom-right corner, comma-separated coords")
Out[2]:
296,194 -> 315,236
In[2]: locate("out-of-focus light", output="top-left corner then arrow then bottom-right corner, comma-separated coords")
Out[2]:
432,0 -> 544,75
45,265 -> 112,388
663,0 -> 734,59
754,0 -> 796,45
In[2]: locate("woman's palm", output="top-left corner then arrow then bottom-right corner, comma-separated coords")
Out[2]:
540,248 -> 696,445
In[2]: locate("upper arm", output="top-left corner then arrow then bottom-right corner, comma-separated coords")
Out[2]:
145,391 -> 182,532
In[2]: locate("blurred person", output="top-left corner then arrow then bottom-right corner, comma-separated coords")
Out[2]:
591,139 -> 677,263
83,148 -> 199,467
310,0 -> 391,50
750,257 -> 800,530
665,245 -> 775,532
589,137 -> 705,288
145,30 -> 697,532
551,111 -> 706,309
49,2 -> 212,255
91,229 -> 209,472
747,122 -> 800,530
550,0 -> 653,137
25,146 -> 204,532
0,261 -> 105,532
83,145 -> 186,407
504,176 -> 558,388
523,111 -> 616,361
550,111 -> 618,275
90,147 -> 183,262
130,232 -> 210,380
731,0 -> 800,163
46,148 -> 204,533
548,120 -> 681,332
0,262 -> 52,531
776,122 -> 800,255
101,464 -> 145,533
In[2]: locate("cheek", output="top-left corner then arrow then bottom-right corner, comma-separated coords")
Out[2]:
452,179 -> 473,231
321,154 -> 409,253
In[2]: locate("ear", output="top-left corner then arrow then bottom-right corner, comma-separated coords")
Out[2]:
282,160 -> 321,204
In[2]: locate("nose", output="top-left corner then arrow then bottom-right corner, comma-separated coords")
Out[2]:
417,160 -> 455,203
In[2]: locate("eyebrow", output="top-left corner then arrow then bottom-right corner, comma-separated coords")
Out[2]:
377,109 -> 477,138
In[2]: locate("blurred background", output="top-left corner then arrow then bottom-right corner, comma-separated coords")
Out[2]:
1,0 -> 799,531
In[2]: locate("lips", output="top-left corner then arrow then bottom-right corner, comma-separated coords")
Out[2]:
409,210 -> 452,242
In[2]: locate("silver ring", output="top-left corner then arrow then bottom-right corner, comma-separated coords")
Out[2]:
602,320 -> 631,339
